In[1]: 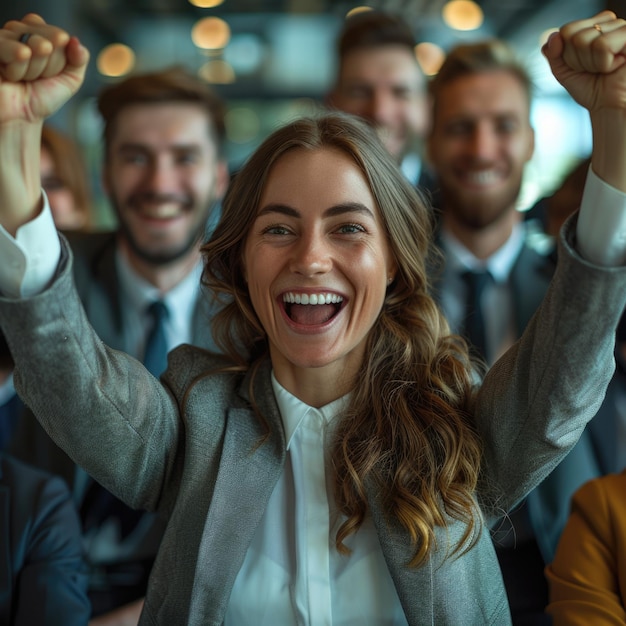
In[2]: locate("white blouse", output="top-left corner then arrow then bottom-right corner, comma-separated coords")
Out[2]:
225,374 -> 409,625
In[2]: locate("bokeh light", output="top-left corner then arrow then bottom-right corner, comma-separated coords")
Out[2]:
96,44 -> 135,77
442,0 -> 484,31
192,17 -> 231,49
199,59 -> 236,84
346,6 -> 373,18
415,42 -> 446,76
188,0 -> 224,7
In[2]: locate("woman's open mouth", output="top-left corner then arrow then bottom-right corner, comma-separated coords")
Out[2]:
282,292 -> 344,325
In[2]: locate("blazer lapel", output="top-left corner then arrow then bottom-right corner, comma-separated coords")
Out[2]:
188,359 -> 286,626
367,490 -> 434,626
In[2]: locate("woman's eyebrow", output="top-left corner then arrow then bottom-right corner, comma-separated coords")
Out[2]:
257,202 -> 374,219
324,203 -> 375,219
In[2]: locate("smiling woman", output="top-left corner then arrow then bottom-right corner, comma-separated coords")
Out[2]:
243,145 -> 398,391
202,112 -> 481,563
2,11 -> 626,626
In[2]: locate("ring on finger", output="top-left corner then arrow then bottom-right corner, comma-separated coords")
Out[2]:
593,23 -> 603,34
18,32 -> 32,44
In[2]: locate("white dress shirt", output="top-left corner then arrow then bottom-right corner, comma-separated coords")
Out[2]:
1,167 -> 626,624
439,222 -> 525,365
225,374 -> 408,625
115,249 -> 202,359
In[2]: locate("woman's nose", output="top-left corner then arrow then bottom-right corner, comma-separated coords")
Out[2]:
289,233 -> 332,276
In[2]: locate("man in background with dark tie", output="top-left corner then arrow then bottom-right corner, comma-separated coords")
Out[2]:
9,67 -> 229,626
428,39 -> 552,367
426,39 -> 558,624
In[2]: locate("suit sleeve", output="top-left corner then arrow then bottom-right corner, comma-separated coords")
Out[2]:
474,214 -> 626,520
13,471 -> 91,626
545,473 -> 626,626
0,240 -> 182,511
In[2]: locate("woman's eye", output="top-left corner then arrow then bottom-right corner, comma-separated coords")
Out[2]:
263,225 -> 291,236
337,223 -> 365,234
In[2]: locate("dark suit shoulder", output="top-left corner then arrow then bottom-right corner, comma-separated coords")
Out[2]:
64,230 -> 117,262
515,236 -> 557,281
521,227 -> 557,269
0,453 -> 90,625
63,231 -> 118,294
0,452 -> 56,487
0,453 -> 70,512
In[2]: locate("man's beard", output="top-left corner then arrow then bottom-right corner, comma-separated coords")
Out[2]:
111,197 -> 215,267
441,181 -> 522,232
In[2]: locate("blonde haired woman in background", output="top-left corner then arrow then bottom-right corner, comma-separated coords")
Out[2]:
41,124 -> 93,230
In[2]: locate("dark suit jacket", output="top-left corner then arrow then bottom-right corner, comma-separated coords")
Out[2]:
1,217 -> 625,624
0,453 -> 89,626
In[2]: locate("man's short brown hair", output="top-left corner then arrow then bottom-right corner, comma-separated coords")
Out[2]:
337,10 -> 417,61
429,39 -> 533,111
97,66 -> 226,158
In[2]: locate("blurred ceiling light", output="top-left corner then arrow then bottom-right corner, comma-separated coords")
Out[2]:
346,6 -> 373,18
442,0 -> 484,31
188,0 -> 224,6
192,16 -> 231,49
199,59 -> 235,84
415,42 -> 446,76
96,43 -> 135,77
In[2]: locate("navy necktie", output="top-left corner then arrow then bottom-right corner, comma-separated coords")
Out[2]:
462,269 -> 492,362
144,300 -> 169,377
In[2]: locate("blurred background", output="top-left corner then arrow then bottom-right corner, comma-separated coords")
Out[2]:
1,0 -> 621,227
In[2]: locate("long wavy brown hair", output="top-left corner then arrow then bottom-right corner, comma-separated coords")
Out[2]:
201,112 -> 483,566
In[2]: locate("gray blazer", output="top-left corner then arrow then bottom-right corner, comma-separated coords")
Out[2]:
7,230 -> 220,614
11,230 -> 216,485
1,217 -> 625,626
432,235 -> 610,564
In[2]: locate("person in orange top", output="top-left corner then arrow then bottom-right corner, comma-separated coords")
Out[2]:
546,470 -> 626,625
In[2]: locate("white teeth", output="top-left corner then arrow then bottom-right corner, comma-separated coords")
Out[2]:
283,292 -> 343,305
467,170 -> 500,185
143,204 -> 180,219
